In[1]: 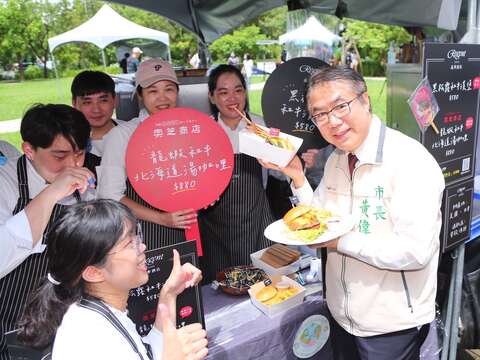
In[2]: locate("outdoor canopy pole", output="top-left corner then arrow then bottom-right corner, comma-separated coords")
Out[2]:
448,244 -> 465,360
440,249 -> 457,360
101,49 -> 107,68
49,51 -> 63,102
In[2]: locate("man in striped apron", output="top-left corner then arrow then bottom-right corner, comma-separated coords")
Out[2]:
0,104 -> 95,359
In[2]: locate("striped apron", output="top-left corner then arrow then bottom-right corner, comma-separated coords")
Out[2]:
0,156 -> 74,360
125,180 -> 186,250
198,153 -> 274,282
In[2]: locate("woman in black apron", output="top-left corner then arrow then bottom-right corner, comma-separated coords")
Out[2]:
16,200 -> 206,360
99,59 -> 196,251
198,64 -> 274,282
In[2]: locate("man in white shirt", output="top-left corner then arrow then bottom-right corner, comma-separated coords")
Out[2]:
262,66 -> 445,360
0,104 -> 95,360
71,70 -> 124,158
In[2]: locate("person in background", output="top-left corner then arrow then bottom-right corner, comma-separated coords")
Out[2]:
198,64 -> 273,281
119,53 -> 130,74
17,199 -> 208,360
98,59 -> 197,251
189,53 -> 200,69
241,54 -> 254,91
280,49 -> 287,63
127,47 -> 143,74
260,66 -> 444,360
0,104 -> 95,360
301,145 -> 335,188
227,52 -> 240,67
0,140 -> 20,159
71,70 -> 125,158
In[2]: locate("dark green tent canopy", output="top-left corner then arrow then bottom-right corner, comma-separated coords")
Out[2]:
108,0 -> 462,44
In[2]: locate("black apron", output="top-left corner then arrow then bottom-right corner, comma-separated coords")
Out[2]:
198,115 -> 274,282
125,181 -> 185,250
0,156 -> 75,360
84,152 -> 101,178
84,120 -> 118,178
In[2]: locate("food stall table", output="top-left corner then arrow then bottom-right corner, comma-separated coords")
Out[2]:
202,283 -> 441,360
203,284 -> 332,359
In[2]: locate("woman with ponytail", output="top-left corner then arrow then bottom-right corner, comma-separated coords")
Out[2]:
17,199 -> 208,360
198,64 -> 274,281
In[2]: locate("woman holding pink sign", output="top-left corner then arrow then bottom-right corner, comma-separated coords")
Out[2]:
98,59 -> 197,250
198,64 -> 274,281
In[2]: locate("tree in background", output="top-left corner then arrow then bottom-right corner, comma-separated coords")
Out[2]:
343,19 -> 411,76
0,1 -> 413,78
0,0 -> 32,80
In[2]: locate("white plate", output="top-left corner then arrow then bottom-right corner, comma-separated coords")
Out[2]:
264,215 -> 355,246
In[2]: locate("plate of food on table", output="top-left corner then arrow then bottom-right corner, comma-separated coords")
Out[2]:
264,205 -> 355,246
214,265 -> 268,296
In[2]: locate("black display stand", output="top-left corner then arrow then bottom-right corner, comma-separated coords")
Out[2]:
127,240 -> 205,336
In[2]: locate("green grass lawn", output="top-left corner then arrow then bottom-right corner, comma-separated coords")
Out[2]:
0,77 -> 73,121
0,77 -> 386,150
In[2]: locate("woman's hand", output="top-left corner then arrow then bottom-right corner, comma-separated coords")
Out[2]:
159,209 -> 197,229
158,304 -> 208,360
163,249 -> 202,296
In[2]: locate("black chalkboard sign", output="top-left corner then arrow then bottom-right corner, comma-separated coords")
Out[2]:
261,57 -> 329,153
441,178 -> 474,252
422,43 -> 480,186
127,240 -> 205,336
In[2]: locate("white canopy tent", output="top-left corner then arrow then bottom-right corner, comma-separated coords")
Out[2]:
48,4 -> 170,68
278,15 -> 341,46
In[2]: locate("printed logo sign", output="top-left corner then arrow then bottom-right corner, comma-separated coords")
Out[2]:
293,314 -> 330,358
126,108 -> 234,212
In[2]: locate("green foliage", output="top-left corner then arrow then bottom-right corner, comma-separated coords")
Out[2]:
24,65 -> 43,80
0,1 -> 411,77
343,19 -> 411,75
60,64 -> 121,78
209,25 -> 267,62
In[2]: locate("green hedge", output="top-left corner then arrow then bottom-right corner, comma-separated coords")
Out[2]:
24,65 -> 44,80
361,58 -> 385,77
60,64 -> 122,78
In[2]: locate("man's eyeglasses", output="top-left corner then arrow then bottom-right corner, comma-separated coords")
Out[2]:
311,92 -> 365,127
108,222 -> 144,255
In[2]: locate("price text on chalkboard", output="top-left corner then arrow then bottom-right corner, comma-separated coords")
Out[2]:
422,43 -> 480,186
441,178 -> 474,252
261,57 -> 329,153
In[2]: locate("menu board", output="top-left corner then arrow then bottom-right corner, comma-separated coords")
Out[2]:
441,178 -> 474,252
261,57 -> 329,153
127,240 -> 205,336
422,43 -> 480,186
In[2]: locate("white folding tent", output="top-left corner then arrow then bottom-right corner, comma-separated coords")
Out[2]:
48,4 -> 170,69
278,16 -> 341,46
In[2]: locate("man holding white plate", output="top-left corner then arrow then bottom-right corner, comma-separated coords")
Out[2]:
260,66 -> 445,360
